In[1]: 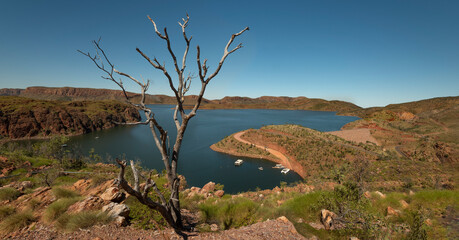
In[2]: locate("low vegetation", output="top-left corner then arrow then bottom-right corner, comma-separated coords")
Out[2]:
43,197 -> 81,223
55,211 -> 111,232
0,187 -> 21,201
52,188 -> 80,199
200,196 -> 260,230
0,211 -> 36,234
0,206 -> 16,221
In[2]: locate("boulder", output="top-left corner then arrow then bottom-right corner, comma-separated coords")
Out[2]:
67,196 -> 106,213
320,209 -> 337,230
87,179 -> 118,196
115,216 -> 128,227
308,222 -> 324,230
277,216 -> 289,223
425,218 -> 432,226
214,190 -> 225,198
72,179 -> 92,193
363,191 -> 371,198
100,187 -> 125,203
210,223 -> 219,231
15,187 -> 55,211
386,206 -> 400,216
20,181 -> 33,190
200,182 -> 216,194
102,202 -> 130,218
374,191 -> 386,198
399,200 -> 409,209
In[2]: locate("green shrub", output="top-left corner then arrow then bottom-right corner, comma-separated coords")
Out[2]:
54,176 -> 79,186
0,206 -> 16,221
277,191 -> 326,221
52,187 -> 80,199
410,190 -> 458,209
56,211 -> 111,232
0,211 -> 35,233
10,168 -> 27,175
369,192 -> 406,216
90,174 -> 111,187
180,193 -> 206,212
0,187 -> 21,201
125,196 -> 167,230
200,197 -> 260,230
26,198 -> 41,210
406,210 -> 427,240
43,197 -> 80,222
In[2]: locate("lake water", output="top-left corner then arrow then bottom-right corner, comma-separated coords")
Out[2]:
68,105 -> 359,193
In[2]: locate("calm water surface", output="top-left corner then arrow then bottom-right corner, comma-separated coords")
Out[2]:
68,105 -> 359,193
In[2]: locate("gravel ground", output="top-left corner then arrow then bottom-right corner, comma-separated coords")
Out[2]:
5,216 -> 311,240
328,128 -> 379,145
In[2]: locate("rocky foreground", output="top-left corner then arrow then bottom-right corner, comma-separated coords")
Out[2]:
0,168 -> 315,240
6,216 -> 308,240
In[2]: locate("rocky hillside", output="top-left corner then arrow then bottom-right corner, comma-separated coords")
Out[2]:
0,96 -> 140,139
200,96 -> 362,113
0,87 -> 361,114
341,96 -> 459,164
0,89 -> 23,96
0,87 -> 207,106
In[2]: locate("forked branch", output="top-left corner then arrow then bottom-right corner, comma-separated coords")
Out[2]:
80,15 -> 248,233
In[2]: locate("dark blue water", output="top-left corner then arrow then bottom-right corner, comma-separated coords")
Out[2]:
68,105 -> 359,193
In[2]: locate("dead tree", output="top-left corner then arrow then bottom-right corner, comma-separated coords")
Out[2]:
79,15 -> 248,231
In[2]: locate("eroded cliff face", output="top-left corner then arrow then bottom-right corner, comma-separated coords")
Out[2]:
0,88 -> 23,96
0,97 -> 140,139
20,86 -> 140,101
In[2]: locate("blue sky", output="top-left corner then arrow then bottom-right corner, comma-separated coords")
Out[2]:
0,0 -> 458,107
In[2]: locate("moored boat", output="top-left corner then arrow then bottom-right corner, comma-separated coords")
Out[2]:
273,164 -> 284,169
234,159 -> 244,166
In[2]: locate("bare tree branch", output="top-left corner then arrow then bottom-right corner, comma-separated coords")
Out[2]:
81,15 -> 248,232
206,26 -> 249,83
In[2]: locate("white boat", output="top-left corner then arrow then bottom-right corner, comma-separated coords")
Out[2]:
234,159 -> 244,166
258,167 -> 263,171
281,168 -> 290,174
273,164 -> 284,169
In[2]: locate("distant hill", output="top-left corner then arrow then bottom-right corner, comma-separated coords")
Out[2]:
0,87 -> 362,114
1,87 -> 457,117
0,87 -> 209,106
200,96 -> 363,113
344,96 -> 459,118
